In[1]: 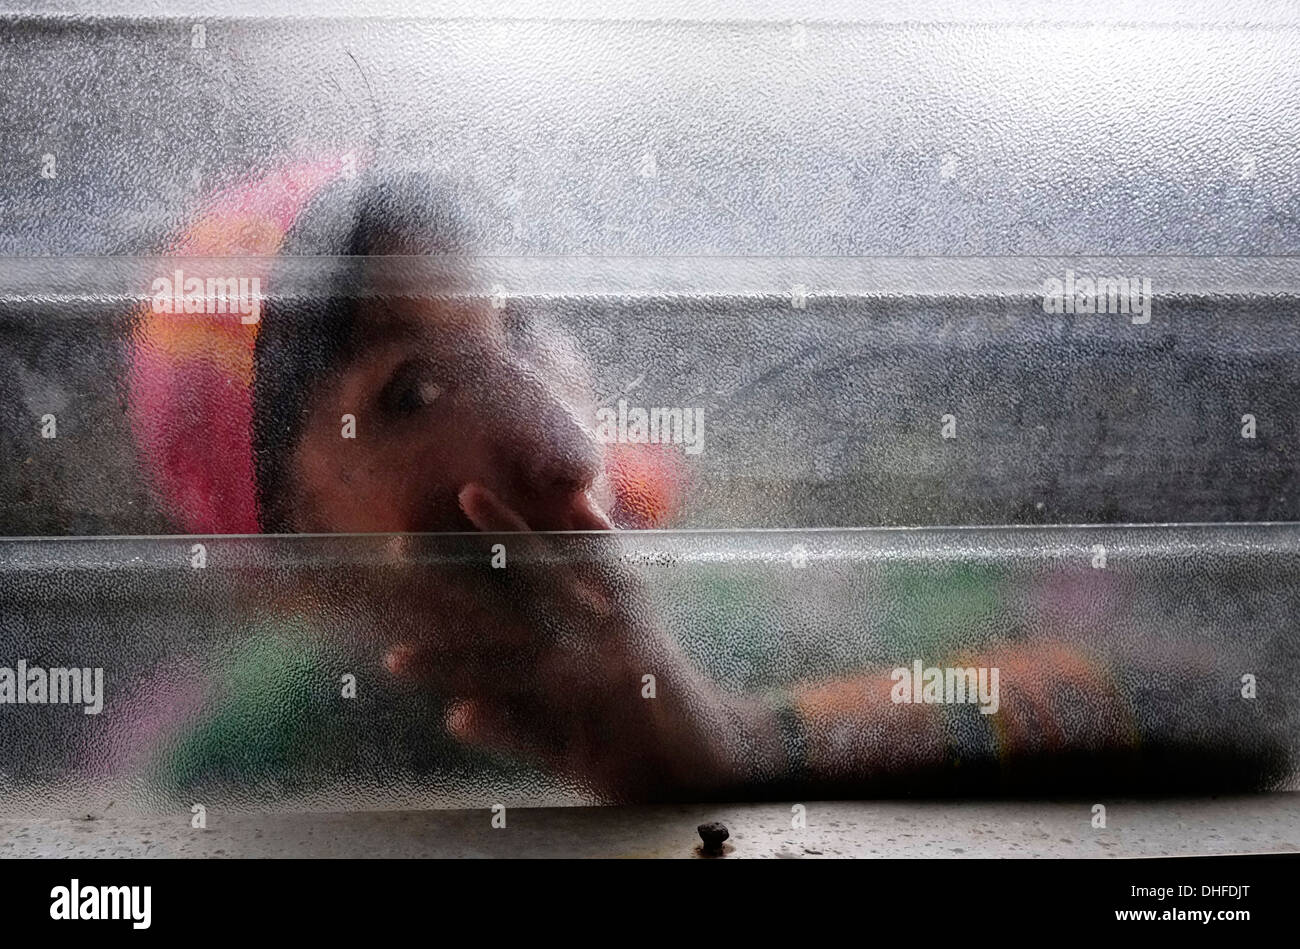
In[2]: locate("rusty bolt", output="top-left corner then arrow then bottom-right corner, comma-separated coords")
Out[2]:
697,821 -> 730,855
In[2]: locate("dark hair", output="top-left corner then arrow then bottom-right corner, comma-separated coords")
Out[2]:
252,169 -> 496,531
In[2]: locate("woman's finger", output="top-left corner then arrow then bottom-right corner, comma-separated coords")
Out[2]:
458,482 -> 533,533
570,490 -> 615,530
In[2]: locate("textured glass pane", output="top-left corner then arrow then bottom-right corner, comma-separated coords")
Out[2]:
3,7 -> 1299,257
0,527 -> 1296,816
2,4 -> 1298,817
6,257 -> 1300,532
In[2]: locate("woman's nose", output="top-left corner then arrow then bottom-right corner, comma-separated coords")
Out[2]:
489,368 -> 604,502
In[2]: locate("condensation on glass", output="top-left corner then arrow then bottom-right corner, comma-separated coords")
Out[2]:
1,3 -> 1299,815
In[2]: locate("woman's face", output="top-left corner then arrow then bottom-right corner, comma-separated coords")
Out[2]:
284,295 -> 613,533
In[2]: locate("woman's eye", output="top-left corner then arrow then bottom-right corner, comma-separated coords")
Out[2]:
413,378 -> 444,407
381,366 -> 445,416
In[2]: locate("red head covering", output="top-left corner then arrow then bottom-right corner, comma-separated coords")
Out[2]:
128,155 -> 357,534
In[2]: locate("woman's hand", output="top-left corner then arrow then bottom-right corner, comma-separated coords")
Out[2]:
380,482 -> 784,801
